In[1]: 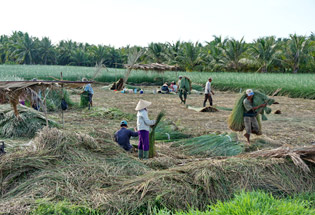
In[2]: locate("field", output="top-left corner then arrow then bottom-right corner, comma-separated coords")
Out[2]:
1,64 -> 315,99
1,65 -> 315,214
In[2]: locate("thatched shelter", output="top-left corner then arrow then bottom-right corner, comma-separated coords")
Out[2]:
0,81 -> 92,117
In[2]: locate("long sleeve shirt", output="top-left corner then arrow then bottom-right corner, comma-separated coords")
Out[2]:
114,127 -> 138,151
204,81 -> 211,94
137,109 -> 155,131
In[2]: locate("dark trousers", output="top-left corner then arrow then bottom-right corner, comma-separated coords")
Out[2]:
179,89 -> 187,103
203,93 -> 212,107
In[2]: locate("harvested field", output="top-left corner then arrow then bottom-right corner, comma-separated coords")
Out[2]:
1,84 -> 315,214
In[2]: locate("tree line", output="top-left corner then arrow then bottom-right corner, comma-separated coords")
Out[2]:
0,31 -> 314,73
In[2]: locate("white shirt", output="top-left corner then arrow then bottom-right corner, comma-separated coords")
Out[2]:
137,109 -> 156,131
204,81 -> 211,94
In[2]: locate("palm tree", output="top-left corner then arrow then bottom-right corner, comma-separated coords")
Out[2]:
146,42 -> 166,63
283,34 -> 312,73
90,45 -> 108,65
178,42 -> 203,72
250,37 -> 279,73
38,37 -> 56,65
221,38 -> 248,72
12,33 -> 38,64
57,40 -> 76,65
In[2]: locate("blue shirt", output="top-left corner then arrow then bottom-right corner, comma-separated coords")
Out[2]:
114,127 -> 138,151
84,84 -> 94,95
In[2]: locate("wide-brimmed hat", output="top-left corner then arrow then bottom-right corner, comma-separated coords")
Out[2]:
135,99 -> 152,111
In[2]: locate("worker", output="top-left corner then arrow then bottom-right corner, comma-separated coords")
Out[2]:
243,89 -> 266,144
161,82 -> 169,94
203,77 -> 215,107
114,120 -> 138,152
170,81 -> 177,93
135,99 -> 156,159
178,76 -> 191,104
81,78 -> 94,110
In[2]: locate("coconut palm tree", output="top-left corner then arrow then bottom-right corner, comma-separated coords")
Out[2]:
178,42 -> 203,72
221,38 -> 248,72
250,37 -> 279,73
38,37 -> 56,65
146,42 -> 166,63
282,34 -> 312,73
57,40 -> 77,65
12,33 -> 38,64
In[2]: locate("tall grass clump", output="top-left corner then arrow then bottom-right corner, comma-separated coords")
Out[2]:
154,191 -> 315,215
209,190 -> 315,215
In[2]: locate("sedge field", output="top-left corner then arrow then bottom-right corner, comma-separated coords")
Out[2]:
1,64 -> 315,99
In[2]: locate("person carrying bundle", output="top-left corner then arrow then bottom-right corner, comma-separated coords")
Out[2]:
243,89 -> 266,143
81,78 -> 94,110
135,99 -> 156,159
178,76 -> 191,104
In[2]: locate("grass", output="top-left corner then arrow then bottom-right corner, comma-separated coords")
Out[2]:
1,64 -> 315,99
155,191 -> 315,215
171,133 -> 244,157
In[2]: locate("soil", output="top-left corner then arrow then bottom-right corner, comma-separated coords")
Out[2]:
4,84 -> 314,151
65,85 -> 315,146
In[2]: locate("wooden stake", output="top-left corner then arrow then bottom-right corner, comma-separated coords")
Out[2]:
61,72 -> 64,128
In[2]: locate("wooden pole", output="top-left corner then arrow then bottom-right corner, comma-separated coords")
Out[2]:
61,72 -> 64,128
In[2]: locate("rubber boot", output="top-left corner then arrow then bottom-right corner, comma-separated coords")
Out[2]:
143,151 -> 149,160
138,149 -> 143,159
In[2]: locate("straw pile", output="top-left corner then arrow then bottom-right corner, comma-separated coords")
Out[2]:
1,127 -> 314,214
228,91 -> 274,132
103,157 -> 315,214
171,133 -> 244,157
0,104 -> 58,138
0,127 -> 148,214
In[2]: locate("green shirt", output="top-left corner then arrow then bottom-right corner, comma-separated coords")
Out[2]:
243,98 -> 254,112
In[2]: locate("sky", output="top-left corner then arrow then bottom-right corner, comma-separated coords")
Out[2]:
1,0 -> 314,48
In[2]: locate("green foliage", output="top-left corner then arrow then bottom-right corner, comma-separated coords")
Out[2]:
46,89 -> 75,111
171,133 -> 244,157
32,200 -> 99,215
154,191 -> 315,215
2,64 -> 315,99
209,191 -> 315,215
154,120 -> 190,141
80,91 -> 90,108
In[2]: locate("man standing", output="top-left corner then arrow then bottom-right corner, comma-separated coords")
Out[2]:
203,77 -> 214,107
243,89 -> 266,144
114,120 -> 139,152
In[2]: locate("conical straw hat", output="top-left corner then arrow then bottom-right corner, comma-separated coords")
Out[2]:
135,99 -> 152,111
